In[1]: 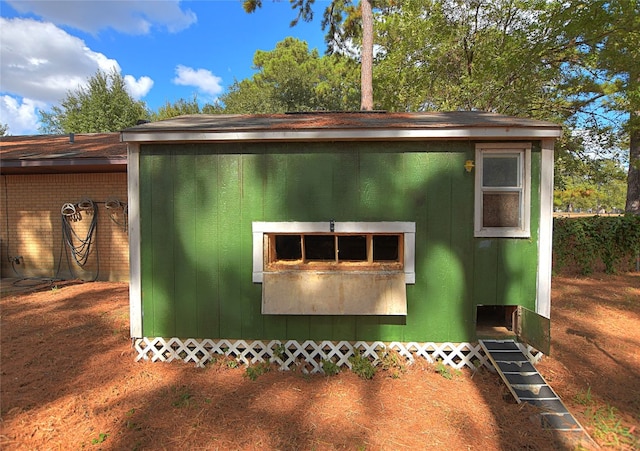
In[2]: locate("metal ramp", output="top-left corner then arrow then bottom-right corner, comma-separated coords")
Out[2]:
479,339 -> 597,448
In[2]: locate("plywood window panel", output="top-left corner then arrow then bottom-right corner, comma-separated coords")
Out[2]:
262,271 -> 407,315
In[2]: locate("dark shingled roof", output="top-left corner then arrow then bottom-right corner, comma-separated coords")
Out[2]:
124,111 -> 560,132
121,111 -> 562,143
0,133 -> 126,174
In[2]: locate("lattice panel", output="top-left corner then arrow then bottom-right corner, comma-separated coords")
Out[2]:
133,338 -> 544,373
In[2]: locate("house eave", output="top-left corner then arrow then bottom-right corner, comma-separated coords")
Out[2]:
0,157 -> 127,174
121,127 -> 562,144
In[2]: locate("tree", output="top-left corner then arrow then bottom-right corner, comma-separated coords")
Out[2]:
39,69 -> 149,133
0,123 -> 8,136
373,1 -> 563,118
220,37 -> 360,113
549,0 -> 640,213
243,0 -> 375,110
372,0 -> 638,212
150,95 -> 223,121
243,1 -> 638,210
555,148 -> 627,212
359,0 -> 374,110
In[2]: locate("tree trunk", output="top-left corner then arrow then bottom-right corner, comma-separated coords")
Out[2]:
625,69 -> 640,214
625,117 -> 640,213
360,0 -> 374,111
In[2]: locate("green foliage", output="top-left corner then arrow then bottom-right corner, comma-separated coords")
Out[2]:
0,123 -> 8,136
220,37 -> 360,113
244,361 -> 271,381
378,349 -> 406,378
348,351 -> 376,380
434,359 -> 461,380
171,386 -> 194,408
151,95 -> 201,121
39,68 -> 149,133
321,359 -> 340,376
586,405 -> 638,448
554,156 -> 627,212
574,386 -> 638,448
574,387 -> 593,406
553,215 -> 640,274
374,0 -> 565,119
272,343 -> 286,361
91,433 -> 108,445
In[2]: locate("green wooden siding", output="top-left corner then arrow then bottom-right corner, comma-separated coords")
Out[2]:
139,141 -> 541,342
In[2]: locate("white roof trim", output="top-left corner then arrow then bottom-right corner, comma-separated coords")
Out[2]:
121,127 -> 562,143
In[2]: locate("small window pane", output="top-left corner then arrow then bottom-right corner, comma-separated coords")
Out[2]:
483,192 -> 520,227
275,235 -> 301,260
304,235 -> 335,260
373,235 -> 399,261
338,235 -> 367,261
483,155 -> 519,187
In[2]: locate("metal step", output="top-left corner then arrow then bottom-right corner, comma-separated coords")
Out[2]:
479,339 -> 597,448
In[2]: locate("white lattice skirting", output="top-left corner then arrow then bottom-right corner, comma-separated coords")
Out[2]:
133,338 -> 543,373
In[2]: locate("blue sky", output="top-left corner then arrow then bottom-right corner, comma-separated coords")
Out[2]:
0,0 -> 329,135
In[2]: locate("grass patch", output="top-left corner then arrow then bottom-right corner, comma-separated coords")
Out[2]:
435,359 -> 461,380
349,352 -> 376,380
244,361 -> 271,381
574,386 -> 638,448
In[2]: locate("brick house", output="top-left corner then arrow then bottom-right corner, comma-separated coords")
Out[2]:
0,133 -> 129,281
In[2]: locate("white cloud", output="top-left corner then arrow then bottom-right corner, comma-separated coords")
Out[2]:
0,17 -> 155,134
0,95 -> 46,135
173,65 -> 223,97
1,18 -> 120,103
125,75 -> 154,100
6,0 -> 197,35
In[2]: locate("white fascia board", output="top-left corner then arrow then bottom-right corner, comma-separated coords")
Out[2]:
536,139 -> 555,319
122,127 -> 562,143
127,143 -> 143,338
253,222 -> 332,233
335,222 -> 416,233
253,221 -> 415,233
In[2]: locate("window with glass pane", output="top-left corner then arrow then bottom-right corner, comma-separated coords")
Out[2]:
483,192 -> 520,227
483,155 -> 520,187
475,144 -> 531,238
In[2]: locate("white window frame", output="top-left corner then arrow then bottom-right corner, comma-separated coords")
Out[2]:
253,221 -> 415,284
474,143 -> 531,238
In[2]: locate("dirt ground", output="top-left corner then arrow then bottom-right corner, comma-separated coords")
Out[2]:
1,273 -> 638,450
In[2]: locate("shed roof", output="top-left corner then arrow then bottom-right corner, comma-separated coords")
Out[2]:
0,133 -> 126,174
121,111 -> 562,143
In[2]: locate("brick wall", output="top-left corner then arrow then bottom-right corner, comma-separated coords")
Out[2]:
0,173 -> 129,281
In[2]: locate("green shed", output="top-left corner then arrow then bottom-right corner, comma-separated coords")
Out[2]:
121,111 -> 561,370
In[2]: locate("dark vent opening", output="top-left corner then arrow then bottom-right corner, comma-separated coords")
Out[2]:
476,305 -> 517,338
338,235 -> 367,261
373,235 -> 399,261
304,235 -> 335,260
275,235 -> 302,260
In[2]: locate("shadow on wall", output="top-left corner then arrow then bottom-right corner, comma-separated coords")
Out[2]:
136,138 -> 551,449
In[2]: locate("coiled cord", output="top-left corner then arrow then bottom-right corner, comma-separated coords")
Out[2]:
61,199 -> 99,281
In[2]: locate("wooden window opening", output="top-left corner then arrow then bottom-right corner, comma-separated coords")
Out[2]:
266,233 -> 403,271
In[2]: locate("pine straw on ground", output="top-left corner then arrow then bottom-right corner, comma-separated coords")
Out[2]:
1,273 -> 638,450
